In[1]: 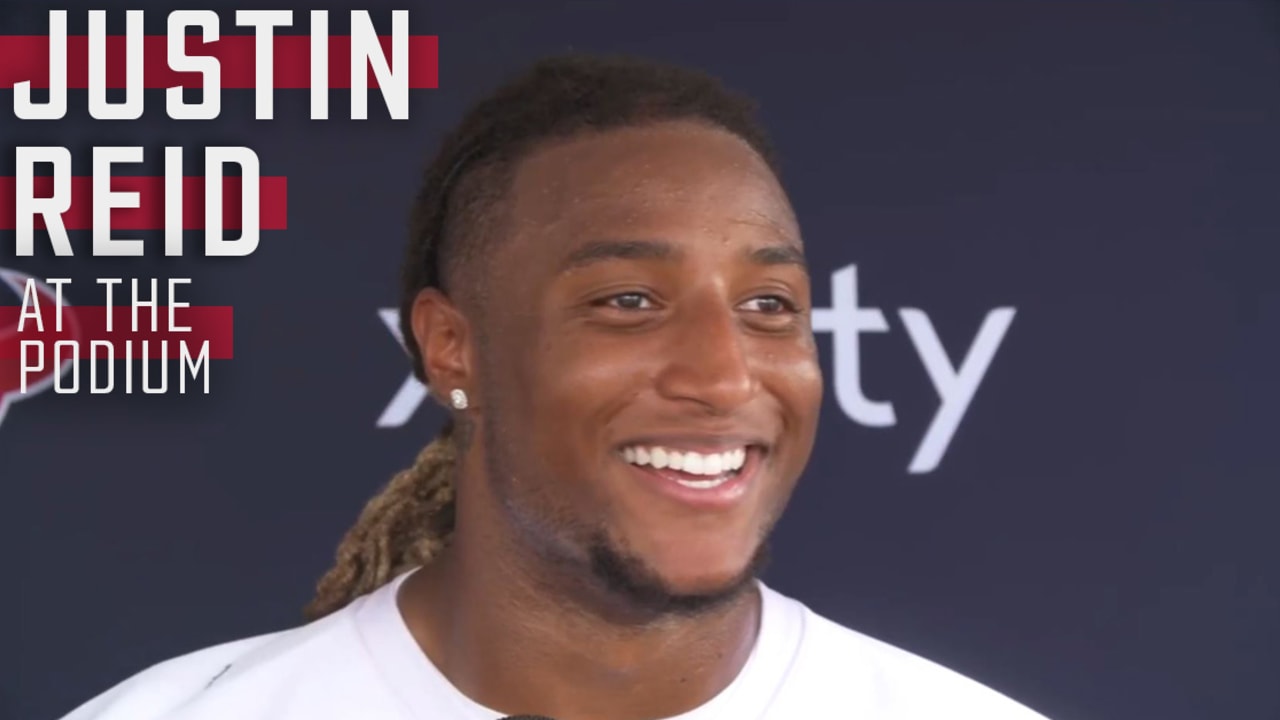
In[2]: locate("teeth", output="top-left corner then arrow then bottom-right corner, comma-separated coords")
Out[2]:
684,453 -> 704,475
705,453 -> 723,475
619,445 -> 749,477
651,447 -> 669,469
676,475 -> 732,490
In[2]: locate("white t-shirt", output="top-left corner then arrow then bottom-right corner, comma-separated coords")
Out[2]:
59,570 -> 1052,719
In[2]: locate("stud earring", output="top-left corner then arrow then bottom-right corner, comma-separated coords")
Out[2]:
449,388 -> 469,410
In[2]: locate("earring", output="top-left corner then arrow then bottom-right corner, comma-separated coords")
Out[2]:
449,388 -> 469,410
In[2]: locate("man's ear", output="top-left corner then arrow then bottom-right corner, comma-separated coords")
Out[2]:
410,287 -> 474,406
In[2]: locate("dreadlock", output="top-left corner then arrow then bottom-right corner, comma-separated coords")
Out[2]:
304,53 -> 780,620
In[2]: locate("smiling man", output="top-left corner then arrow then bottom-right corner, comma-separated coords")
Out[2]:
62,55 -> 1051,720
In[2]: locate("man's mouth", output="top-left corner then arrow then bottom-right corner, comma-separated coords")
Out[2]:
617,444 -> 757,490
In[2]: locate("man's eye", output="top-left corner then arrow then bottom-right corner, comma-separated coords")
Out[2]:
741,295 -> 797,314
602,292 -> 654,310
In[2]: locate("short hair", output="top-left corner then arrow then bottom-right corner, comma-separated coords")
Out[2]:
305,53 -> 781,620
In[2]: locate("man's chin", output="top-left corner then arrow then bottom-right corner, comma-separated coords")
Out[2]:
586,535 -> 771,619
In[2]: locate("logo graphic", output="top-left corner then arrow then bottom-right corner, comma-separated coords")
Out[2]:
376,264 -> 1016,474
376,307 -> 429,428
0,268 -> 83,428
809,265 -> 1015,474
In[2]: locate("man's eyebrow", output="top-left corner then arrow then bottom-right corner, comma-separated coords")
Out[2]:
557,238 -> 807,274
748,244 -> 808,270
559,239 -> 679,273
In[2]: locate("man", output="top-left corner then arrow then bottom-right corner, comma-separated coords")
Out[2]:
61,54 -> 1052,720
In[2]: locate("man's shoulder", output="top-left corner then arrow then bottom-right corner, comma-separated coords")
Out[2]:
58,632 -> 288,720
58,604 -> 384,720
765,587 -> 1052,719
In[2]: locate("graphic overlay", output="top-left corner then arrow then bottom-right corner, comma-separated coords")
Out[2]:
0,280 -> 234,397
1,9 -> 439,428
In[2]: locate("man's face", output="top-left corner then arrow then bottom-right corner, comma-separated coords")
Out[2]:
474,120 -> 823,612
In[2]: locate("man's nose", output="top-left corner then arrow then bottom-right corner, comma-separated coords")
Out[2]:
653,300 -> 758,413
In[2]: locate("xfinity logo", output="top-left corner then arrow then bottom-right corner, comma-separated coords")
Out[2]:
809,266 -> 1014,474
376,307 -> 428,429
378,264 -> 1015,474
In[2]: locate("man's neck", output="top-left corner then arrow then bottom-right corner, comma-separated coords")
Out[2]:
397,537 -> 761,720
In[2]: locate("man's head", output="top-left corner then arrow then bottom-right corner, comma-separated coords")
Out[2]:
307,54 -> 823,621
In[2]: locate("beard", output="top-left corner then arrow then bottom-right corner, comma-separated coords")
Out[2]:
586,530 -> 772,618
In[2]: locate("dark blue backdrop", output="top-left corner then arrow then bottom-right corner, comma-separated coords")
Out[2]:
3,2 -> 1278,719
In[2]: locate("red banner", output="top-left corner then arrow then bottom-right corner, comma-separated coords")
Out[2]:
0,176 -> 287,230
0,306 -> 234,360
0,35 -> 439,89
